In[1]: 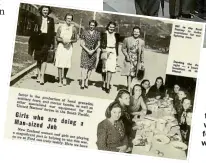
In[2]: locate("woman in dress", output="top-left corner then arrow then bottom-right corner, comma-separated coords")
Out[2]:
80,20 -> 100,89
98,21 -> 120,93
96,101 -> 128,152
147,76 -> 165,99
130,84 -> 148,118
121,26 -> 145,93
32,6 -> 55,85
55,13 -> 77,87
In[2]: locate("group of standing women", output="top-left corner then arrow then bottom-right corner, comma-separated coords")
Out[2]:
29,5 -> 145,94
96,77 -> 193,153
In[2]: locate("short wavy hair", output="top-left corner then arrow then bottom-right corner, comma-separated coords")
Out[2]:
105,101 -> 122,118
38,6 -> 52,15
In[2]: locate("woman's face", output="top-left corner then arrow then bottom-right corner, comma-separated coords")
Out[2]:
156,79 -> 163,88
174,85 -> 180,94
119,93 -> 130,106
178,91 -> 186,100
133,28 -> 140,38
42,7 -> 49,17
134,86 -> 142,97
183,99 -> 191,111
111,107 -> 121,121
142,81 -> 150,90
89,22 -> 96,31
65,15 -> 73,25
186,112 -> 192,126
108,24 -> 115,33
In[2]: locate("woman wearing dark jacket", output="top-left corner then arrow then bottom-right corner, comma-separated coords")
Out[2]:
96,21 -> 120,93
29,5 -> 55,85
147,76 -> 165,99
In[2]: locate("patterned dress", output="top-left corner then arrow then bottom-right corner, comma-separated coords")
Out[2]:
80,30 -> 100,70
121,36 -> 144,77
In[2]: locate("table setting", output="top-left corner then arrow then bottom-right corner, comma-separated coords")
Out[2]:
131,98 -> 187,159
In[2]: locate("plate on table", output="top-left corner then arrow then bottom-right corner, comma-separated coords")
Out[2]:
153,134 -> 170,144
170,141 -> 188,151
163,116 -> 176,122
170,134 -> 182,141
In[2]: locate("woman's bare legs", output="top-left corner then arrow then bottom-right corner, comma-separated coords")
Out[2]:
36,61 -> 41,82
85,69 -> 92,88
40,61 -> 47,84
58,68 -> 63,87
106,71 -> 112,93
63,68 -> 68,86
81,68 -> 87,89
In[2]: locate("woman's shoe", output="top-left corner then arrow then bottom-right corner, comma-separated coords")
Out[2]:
80,86 -> 84,90
63,78 -> 67,86
105,88 -> 110,94
58,82 -> 63,87
181,14 -> 194,19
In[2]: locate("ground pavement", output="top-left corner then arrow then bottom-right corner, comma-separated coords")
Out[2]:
12,40 -> 168,100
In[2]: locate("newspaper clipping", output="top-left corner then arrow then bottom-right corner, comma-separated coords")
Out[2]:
4,2 -> 205,161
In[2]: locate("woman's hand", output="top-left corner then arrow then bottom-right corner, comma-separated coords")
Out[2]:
89,50 -> 95,55
116,145 -> 127,153
156,96 -> 161,100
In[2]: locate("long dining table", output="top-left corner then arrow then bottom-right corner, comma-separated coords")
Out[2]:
131,98 -> 187,160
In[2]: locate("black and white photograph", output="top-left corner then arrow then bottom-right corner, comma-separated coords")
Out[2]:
11,3 -> 173,100
96,74 -> 196,159
103,0 -> 206,47
5,2 -> 203,161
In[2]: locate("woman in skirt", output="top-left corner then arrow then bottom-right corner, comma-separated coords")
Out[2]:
55,13 -> 77,87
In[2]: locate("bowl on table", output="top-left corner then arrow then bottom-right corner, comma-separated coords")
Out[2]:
153,134 -> 170,144
170,141 -> 188,151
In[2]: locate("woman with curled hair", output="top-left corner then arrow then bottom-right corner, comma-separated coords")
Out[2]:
121,26 -> 145,93
130,84 -> 148,117
55,13 -> 77,87
96,101 -> 128,152
96,21 -> 120,93
147,76 -> 165,99
80,20 -> 100,89
32,5 -> 55,85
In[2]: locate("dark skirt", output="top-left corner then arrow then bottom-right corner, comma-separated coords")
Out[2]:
34,34 -> 50,62
80,49 -> 97,70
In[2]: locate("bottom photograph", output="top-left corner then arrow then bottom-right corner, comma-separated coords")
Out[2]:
96,74 -> 195,159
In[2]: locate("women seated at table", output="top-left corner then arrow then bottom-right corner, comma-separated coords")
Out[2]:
174,88 -> 188,119
178,97 -> 193,124
167,84 -> 180,103
130,84 -> 148,117
147,76 -> 165,99
115,89 -> 133,148
96,101 -> 128,152
141,79 -> 150,100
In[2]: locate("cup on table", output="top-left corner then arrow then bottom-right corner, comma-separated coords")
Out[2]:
156,119 -> 167,132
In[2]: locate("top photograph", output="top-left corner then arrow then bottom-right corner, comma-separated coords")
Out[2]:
103,0 -> 206,22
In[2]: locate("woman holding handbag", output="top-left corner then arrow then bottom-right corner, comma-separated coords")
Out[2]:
55,13 -> 77,87
121,26 -> 145,94
97,22 -> 120,93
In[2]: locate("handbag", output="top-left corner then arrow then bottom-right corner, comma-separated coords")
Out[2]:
47,49 -> 55,63
136,62 -> 145,80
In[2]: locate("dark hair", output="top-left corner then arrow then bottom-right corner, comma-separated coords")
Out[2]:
133,26 -> 141,33
186,108 -> 193,114
39,6 -> 52,15
89,20 -> 98,27
106,21 -> 117,30
155,76 -> 164,85
115,89 -> 130,102
64,13 -> 74,21
105,101 -> 122,118
182,97 -> 193,106
178,88 -> 189,98
132,84 -> 142,96
141,79 -> 150,87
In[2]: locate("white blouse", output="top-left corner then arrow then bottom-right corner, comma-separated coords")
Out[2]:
106,31 -> 116,48
40,17 -> 48,33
